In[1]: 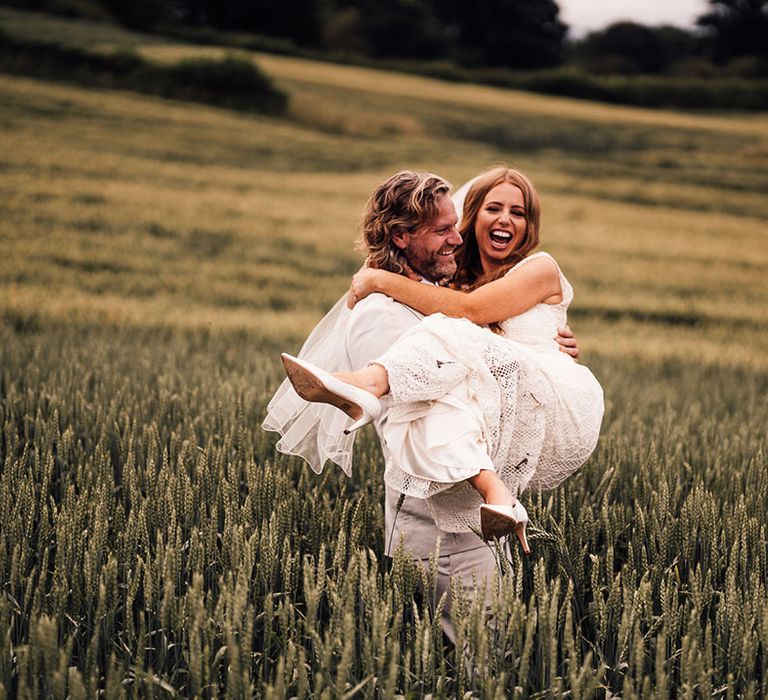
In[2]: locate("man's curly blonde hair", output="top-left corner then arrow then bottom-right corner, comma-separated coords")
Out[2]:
358,171 -> 451,274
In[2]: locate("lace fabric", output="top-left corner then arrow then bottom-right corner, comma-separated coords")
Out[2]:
262,179 -> 487,476
262,244 -> 604,534
373,253 -> 604,532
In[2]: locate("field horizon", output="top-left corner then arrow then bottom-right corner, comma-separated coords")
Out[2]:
1,10 -> 767,698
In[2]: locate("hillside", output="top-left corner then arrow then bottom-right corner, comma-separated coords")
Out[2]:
1,9 -> 767,697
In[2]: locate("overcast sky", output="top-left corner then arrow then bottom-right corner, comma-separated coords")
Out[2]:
558,0 -> 711,37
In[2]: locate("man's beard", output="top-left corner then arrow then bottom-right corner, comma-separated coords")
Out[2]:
406,255 -> 457,285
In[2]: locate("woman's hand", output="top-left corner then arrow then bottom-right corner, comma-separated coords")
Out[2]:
347,268 -> 385,308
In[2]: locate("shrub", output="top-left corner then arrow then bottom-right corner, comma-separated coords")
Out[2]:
153,23 -> 768,111
0,30 -> 288,114
513,67 -> 768,110
151,56 -> 288,113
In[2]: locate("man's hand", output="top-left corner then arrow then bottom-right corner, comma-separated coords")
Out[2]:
555,325 -> 579,361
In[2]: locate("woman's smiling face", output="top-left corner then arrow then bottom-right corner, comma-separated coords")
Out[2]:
473,182 -> 527,273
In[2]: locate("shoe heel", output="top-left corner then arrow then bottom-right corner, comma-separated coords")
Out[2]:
515,521 -> 530,555
343,413 -> 373,435
281,353 -> 381,434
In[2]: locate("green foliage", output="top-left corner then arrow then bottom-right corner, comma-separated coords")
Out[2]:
698,0 -> 768,64
199,0 -> 325,46
0,29 -> 288,113
164,28 -> 768,110
406,60 -> 768,110
5,0 -> 768,84
344,0 -> 446,60
4,6 -> 767,110
573,22 -> 686,75
0,12 -> 767,693
1,327 -> 766,696
436,0 -> 566,68
99,0 -> 167,30
512,67 -> 768,110
149,55 -> 288,112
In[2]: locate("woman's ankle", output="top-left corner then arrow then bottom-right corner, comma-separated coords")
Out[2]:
335,365 -> 389,397
468,470 -> 515,506
484,489 -> 515,507
364,364 -> 389,396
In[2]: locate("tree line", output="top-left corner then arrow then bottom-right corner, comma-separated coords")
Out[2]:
5,0 -> 768,75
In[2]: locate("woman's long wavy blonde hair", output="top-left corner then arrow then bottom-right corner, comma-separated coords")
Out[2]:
358,171 -> 451,274
454,166 -> 541,290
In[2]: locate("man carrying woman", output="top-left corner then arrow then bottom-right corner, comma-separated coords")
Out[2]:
265,168 -> 599,642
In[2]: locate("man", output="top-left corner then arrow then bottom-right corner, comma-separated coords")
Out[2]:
343,170 -> 578,642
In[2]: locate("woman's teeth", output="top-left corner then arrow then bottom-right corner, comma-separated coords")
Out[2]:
489,230 -> 512,245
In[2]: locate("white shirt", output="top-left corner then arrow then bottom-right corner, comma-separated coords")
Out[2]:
345,293 -> 486,558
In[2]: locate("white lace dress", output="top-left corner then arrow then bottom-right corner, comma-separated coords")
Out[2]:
375,252 -> 604,533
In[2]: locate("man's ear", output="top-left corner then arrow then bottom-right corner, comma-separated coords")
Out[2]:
391,227 -> 410,250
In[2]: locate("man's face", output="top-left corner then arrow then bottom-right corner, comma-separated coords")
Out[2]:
397,194 -> 462,283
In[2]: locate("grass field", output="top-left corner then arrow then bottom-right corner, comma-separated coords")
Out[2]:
1,9 -> 767,698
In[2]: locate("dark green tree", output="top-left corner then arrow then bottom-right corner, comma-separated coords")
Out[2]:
327,0 -> 445,58
573,21 -> 679,74
169,0 -> 326,45
0,0 -> 48,10
434,0 -> 566,68
99,0 -> 171,28
697,0 -> 768,61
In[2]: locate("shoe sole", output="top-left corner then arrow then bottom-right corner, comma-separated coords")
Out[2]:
480,505 -> 531,554
281,355 -> 362,421
480,506 -> 518,540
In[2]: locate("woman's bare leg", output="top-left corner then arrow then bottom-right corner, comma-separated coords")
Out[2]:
467,470 -> 515,506
334,371 -> 516,507
334,364 -> 390,397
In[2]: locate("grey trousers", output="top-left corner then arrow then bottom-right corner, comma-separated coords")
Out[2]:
420,544 -> 512,645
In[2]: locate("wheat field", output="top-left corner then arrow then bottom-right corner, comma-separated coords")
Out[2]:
1,9 -> 767,698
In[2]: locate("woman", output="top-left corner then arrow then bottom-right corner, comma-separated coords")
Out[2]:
281,167 -> 603,551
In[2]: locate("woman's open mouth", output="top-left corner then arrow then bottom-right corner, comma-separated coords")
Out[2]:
488,229 -> 513,249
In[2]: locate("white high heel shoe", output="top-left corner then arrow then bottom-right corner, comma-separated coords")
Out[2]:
280,353 -> 382,434
479,502 -> 530,554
